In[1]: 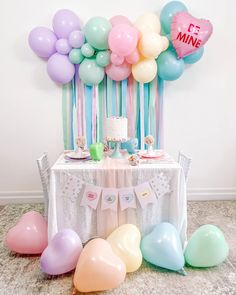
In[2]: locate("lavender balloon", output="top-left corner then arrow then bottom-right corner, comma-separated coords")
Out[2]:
28,27 -> 57,58
68,30 -> 85,48
55,38 -> 72,55
40,229 -> 83,275
53,9 -> 81,38
47,53 -> 75,84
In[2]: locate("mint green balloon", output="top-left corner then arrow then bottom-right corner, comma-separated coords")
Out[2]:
79,58 -> 105,86
69,48 -> 84,64
96,50 -> 110,67
81,43 -> 95,58
84,17 -> 112,50
185,224 -> 229,267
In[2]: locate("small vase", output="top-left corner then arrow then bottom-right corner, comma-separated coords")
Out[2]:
147,145 -> 154,155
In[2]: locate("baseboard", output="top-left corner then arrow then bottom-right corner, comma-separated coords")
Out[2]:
187,188 -> 236,201
0,187 -> 236,205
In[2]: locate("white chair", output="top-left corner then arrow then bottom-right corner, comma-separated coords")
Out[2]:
178,151 -> 192,182
37,152 -> 50,218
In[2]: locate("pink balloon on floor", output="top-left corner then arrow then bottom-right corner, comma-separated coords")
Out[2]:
110,15 -> 131,27
5,211 -> 48,254
105,61 -> 131,81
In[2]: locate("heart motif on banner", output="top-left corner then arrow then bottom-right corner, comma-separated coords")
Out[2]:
171,12 -> 213,58
107,224 -> 142,273
141,222 -> 185,273
40,229 -> 83,275
86,191 -> 97,201
73,238 -> 126,292
5,211 -> 48,254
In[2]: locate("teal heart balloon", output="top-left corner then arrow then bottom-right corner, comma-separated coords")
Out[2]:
141,222 -> 185,273
184,224 -> 229,267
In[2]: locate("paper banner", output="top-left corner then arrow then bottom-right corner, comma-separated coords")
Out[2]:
101,188 -> 118,211
134,182 -> 157,208
119,188 -> 137,211
150,173 -> 171,198
80,184 -> 102,209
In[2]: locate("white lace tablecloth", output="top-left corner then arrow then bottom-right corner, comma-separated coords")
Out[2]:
48,152 -> 187,245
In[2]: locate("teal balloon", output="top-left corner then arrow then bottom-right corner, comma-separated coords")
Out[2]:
157,49 -> 184,81
69,48 -> 84,64
160,1 -> 188,34
84,17 -> 112,50
81,43 -> 95,58
96,50 -> 110,67
79,58 -> 105,86
183,47 -> 204,64
185,225 -> 229,268
141,223 -> 185,272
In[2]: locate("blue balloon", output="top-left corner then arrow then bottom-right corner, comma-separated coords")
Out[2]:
141,222 -> 185,273
160,1 -> 188,34
183,47 -> 204,64
157,49 -> 185,81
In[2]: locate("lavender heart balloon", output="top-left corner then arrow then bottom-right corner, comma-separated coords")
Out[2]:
40,229 -> 83,275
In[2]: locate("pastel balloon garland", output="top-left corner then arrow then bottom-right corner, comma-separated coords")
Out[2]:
28,1 -> 213,86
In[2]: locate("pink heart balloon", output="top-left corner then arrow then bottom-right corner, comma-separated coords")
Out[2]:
5,211 -> 47,254
74,238 -> 126,292
171,12 -> 213,58
40,229 -> 83,275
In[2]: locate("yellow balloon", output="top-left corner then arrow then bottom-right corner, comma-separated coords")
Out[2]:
135,13 -> 161,35
139,32 -> 163,58
132,58 -> 157,83
107,224 -> 142,273
161,36 -> 169,51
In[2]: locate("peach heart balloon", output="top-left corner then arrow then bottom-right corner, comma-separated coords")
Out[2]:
73,238 -> 126,292
5,211 -> 48,254
107,224 -> 142,273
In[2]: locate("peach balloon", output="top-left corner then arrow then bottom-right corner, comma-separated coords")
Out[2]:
139,32 -> 163,58
5,211 -> 48,254
107,224 -> 142,273
132,58 -> 157,83
73,238 -> 126,293
135,13 -> 161,35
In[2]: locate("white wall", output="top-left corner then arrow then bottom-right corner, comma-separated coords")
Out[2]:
0,0 -> 235,202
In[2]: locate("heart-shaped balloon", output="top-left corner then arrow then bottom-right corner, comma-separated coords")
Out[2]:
73,238 -> 126,292
107,224 -> 142,273
141,222 -> 185,273
171,12 -> 213,58
40,229 -> 83,275
185,224 -> 229,267
5,211 -> 47,254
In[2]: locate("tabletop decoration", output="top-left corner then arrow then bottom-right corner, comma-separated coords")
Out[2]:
89,142 -> 104,161
128,154 -> 140,166
141,222 -> 186,275
5,211 -> 48,254
145,135 -> 155,155
40,229 -> 83,275
107,224 -> 142,273
73,238 -> 126,293
28,1 -> 213,151
184,224 -> 229,268
76,136 -> 86,151
122,138 -> 138,154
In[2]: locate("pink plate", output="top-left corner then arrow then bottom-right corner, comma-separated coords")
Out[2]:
66,151 -> 90,160
139,150 -> 164,159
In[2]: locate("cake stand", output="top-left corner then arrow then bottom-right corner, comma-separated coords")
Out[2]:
108,139 -> 126,159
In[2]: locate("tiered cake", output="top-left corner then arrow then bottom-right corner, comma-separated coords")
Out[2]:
105,117 -> 128,142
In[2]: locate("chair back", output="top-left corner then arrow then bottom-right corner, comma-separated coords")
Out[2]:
37,152 -> 50,217
178,151 -> 192,182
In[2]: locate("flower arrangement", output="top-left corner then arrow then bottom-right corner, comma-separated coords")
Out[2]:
76,136 -> 86,151
128,154 -> 140,166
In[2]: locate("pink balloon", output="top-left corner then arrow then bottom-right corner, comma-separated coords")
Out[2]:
110,15 -> 131,27
108,24 -> 138,57
171,12 -> 213,58
5,211 -> 48,254
40,229 -> 83,275
105,61 -> 131,81
47,53 -> 75,84
125,49 -> 140,64
110,52 -> 124,66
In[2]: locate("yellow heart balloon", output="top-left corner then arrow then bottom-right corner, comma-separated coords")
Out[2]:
107,224 -> 142,273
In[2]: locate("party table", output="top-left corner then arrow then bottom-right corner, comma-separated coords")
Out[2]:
48,151 -> 187,246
